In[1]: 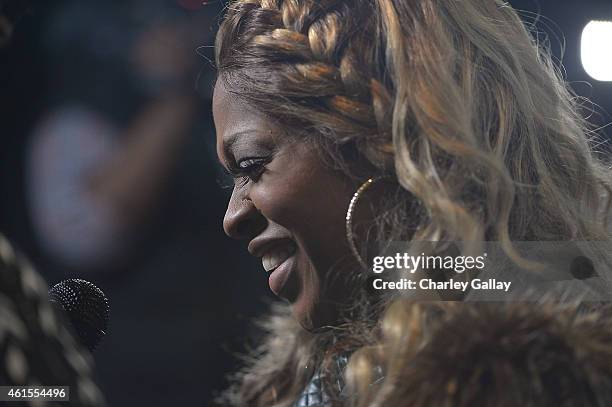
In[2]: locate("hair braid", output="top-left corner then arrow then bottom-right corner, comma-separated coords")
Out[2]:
217,0 -> 397,173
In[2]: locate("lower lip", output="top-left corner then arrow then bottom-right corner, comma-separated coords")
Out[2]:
268,256 -> 294,296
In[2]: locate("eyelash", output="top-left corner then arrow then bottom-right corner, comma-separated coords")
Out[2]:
224,158 -> 268,188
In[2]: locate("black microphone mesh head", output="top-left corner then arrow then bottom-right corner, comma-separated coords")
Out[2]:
49,279 -> 110,351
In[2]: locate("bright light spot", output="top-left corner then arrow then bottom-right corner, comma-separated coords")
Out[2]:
581,20 -> 612,82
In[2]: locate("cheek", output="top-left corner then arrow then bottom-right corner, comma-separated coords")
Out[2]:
252,152 -> 350,233
251,174 -> 329,231
250,159 -> 354,270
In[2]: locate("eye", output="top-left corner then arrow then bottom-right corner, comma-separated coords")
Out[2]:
238,158 -> 267,180
239,158 -> 264,171
227,157 -> 269,187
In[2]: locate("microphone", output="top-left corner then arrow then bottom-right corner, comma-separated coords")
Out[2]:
49,279 -> 110,352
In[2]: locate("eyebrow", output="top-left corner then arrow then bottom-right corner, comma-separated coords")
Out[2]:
218,130 -> 259,167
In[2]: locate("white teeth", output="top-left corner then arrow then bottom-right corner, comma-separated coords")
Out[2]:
262,246 -> 295,272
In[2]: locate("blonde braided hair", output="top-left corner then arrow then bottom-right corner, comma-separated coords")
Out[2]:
217,0 -> 396,168
214,0 -> 612,405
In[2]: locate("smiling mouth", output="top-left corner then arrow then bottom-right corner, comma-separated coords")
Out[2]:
260,243 -> 297,297
262,244 -> 296,272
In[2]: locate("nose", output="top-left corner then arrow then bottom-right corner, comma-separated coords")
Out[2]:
223,187 -> 265,240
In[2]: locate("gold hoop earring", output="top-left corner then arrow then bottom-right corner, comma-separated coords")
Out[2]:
345,177 -> 383,270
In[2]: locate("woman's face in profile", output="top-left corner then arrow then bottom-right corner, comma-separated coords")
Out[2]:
213,80 -> 359,329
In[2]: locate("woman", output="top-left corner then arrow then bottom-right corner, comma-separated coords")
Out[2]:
212,0 -> 612,405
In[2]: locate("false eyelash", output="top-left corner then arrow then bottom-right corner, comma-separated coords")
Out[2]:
216,176 -> 234,190
218,159 -> 267,189
215,167 -> 243,190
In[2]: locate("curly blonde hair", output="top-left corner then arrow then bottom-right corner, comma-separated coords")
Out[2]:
214,0 -> 612,405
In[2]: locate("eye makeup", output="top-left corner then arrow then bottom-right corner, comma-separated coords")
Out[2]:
218,130 -> 277,188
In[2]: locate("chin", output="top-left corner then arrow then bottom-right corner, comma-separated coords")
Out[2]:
291,297 -> 340,332
288,259 -> 349,331
290,298 -> 318,331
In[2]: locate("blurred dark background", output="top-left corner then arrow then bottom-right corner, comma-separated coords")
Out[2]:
0,0 -> 610,406
0,1 -> 271,405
